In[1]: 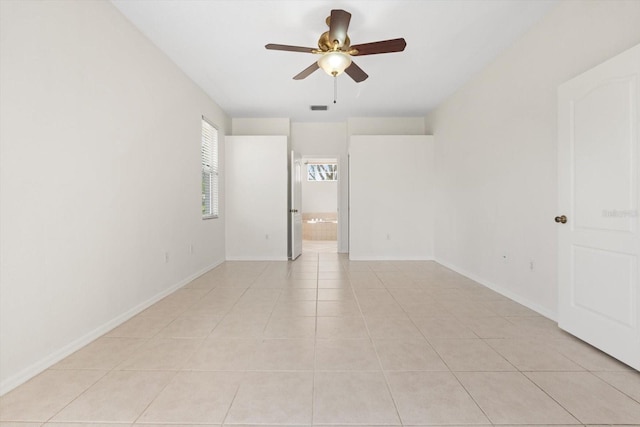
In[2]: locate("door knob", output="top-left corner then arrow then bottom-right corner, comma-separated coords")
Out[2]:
555,215 -> 567,224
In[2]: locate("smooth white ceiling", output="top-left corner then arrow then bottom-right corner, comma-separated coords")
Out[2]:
111,0 -> 556,122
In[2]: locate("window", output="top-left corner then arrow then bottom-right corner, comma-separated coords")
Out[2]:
201,117 -> 219,219
307,163 -> 338,181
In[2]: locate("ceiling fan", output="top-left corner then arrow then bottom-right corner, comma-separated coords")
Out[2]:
265,9 -> 406,83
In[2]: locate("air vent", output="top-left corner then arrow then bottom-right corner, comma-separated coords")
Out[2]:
310,105 -> 328,111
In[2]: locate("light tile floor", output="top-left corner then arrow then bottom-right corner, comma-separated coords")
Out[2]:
303,240 -> 338,254
2,252 -> 640,426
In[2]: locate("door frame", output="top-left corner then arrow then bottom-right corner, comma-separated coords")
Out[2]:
300,155 -> 342,252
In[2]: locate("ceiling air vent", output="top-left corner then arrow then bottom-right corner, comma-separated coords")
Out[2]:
310,105 -> 328,111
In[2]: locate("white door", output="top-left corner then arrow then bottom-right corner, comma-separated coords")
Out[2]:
290,151 -> 303,260
558,44 -> 640,370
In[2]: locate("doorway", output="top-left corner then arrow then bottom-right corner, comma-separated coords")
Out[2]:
301,157 -> 339,253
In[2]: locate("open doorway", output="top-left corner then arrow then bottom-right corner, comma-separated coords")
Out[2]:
302,157 -> 338,253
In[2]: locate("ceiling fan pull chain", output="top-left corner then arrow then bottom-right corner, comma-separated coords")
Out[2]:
334,75 -> 338,104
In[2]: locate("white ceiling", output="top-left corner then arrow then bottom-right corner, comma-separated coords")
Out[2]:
111,0 -> 556,122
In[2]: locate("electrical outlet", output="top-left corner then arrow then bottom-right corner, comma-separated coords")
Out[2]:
164,252 -> 169,263
529,260 -> 534,271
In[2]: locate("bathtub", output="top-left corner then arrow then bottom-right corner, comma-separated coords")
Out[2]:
302,212 -> 338,240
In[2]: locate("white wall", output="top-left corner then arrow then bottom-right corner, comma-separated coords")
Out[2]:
349,135 -> 434,260
302,180 -> 338,214
225,136 -> 288,260
291,123 -> 348,251
348,117 -> 426,135
0,0 -> 230,394
292,119 -> 427,253
425,0 -> 640,319
232,118 -> 291,137
301,159 -> 338,214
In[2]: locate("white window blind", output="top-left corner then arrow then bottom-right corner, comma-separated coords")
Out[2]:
307,163 -> 338,181
201,118 -> 219,219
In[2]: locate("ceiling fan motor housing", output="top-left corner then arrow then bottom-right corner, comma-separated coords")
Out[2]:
319,31 -> 350,51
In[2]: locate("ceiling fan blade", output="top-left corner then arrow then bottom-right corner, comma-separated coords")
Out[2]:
265,44 -> 316,53
293,62 -> 320,80
351,38 -> 407,56
329,9 -> 351,47
344,61 -> 368,83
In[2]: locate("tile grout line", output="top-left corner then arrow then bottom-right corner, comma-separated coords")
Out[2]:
151,263 -> 264,426
201,266 -> 264,340
383,266 -> 495,427
417,282 -> 542,427
131,368 -> 181,425
259,262 -> 288,338
311,251 -> 319,426
38,264 -> 230,424
219,369 -> 246,426
6,258 -> 638,426
518,370 -> 584,425
591,370 -> 640,405
196,265 -> 270,426
37,369 -> 110,424
353,265 -> 405,426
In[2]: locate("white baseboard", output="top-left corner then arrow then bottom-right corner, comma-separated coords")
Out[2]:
0,258 -> 224,396
434,257 -> 557,321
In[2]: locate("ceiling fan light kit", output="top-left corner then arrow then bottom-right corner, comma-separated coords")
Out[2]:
317,51 -> 352,77
265,9 -> 406,84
